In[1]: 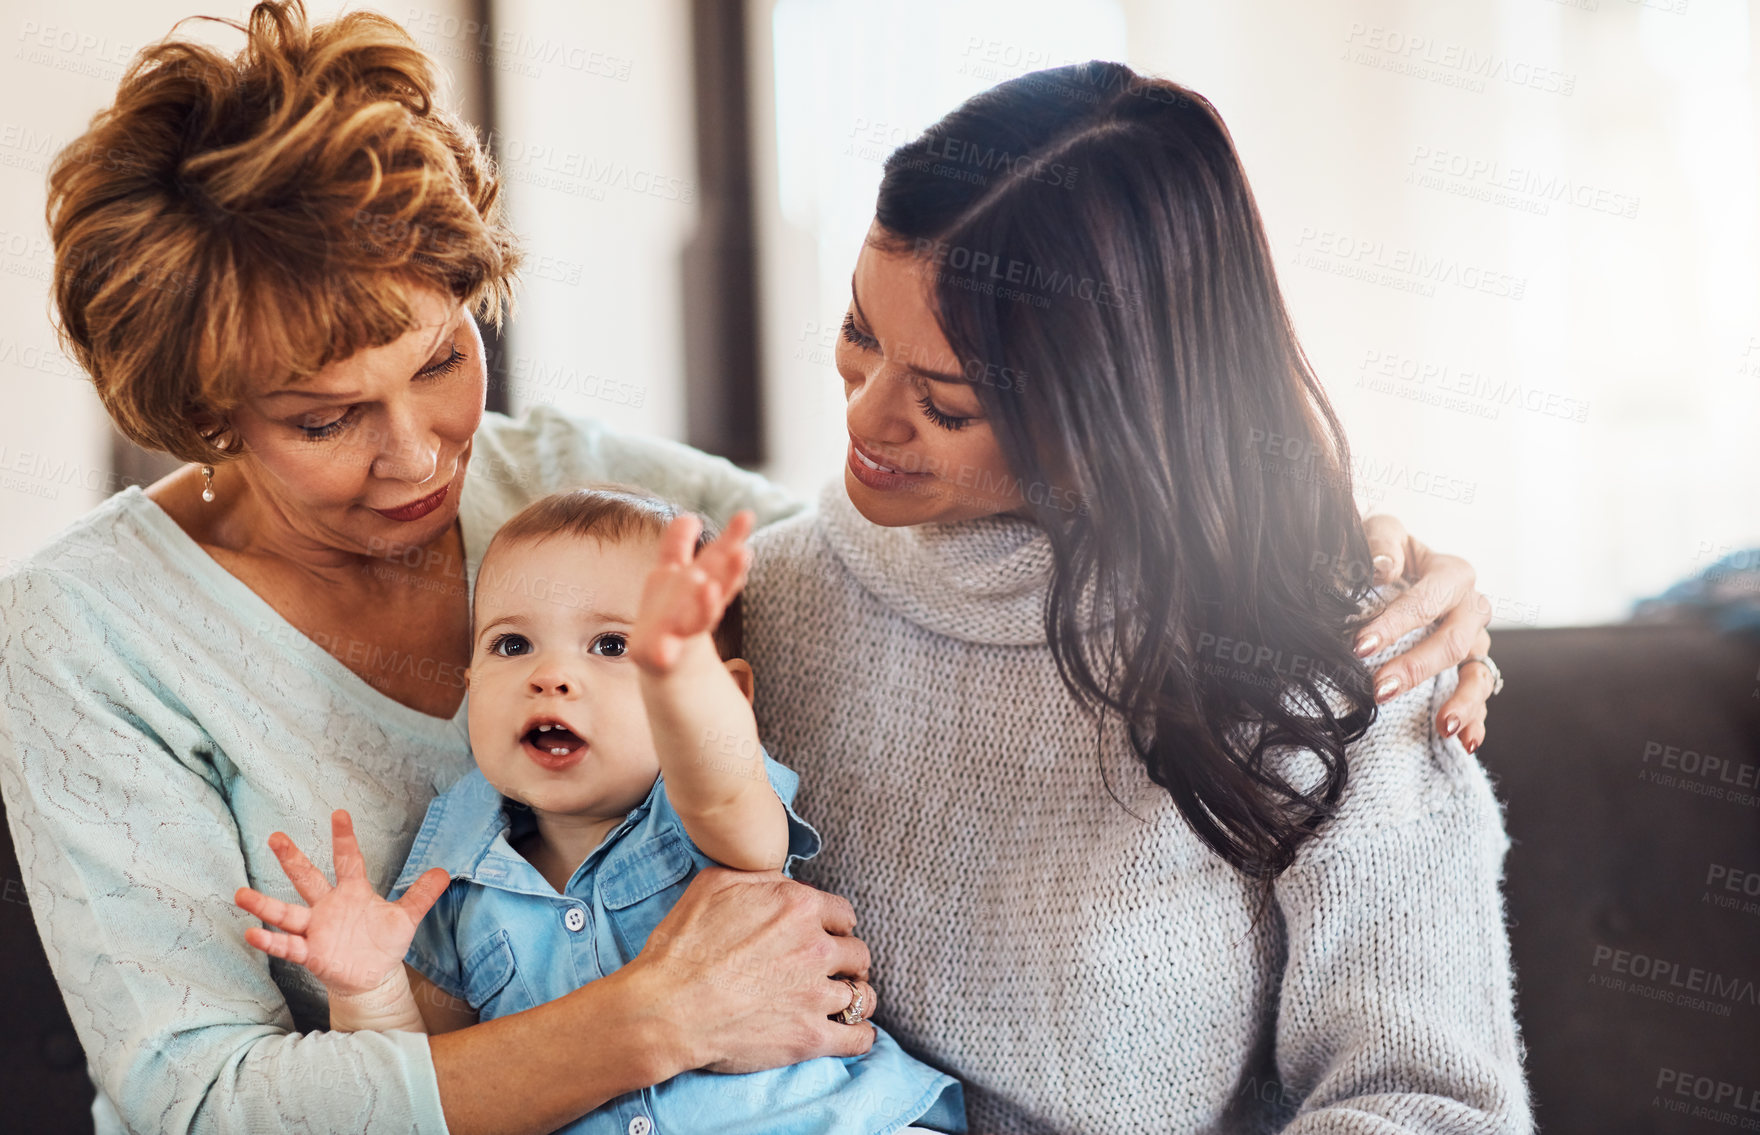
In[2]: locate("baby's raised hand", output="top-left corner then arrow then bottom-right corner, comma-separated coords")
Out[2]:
233,809 -> 451,997
631,509 -> 755,674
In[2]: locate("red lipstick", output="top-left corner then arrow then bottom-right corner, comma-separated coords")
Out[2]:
372,481 -> 452,523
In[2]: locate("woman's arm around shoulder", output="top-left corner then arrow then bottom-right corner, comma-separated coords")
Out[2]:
1268,628 -> 1533,1133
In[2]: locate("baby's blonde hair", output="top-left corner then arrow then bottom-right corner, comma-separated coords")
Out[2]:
482,488 -> 744,661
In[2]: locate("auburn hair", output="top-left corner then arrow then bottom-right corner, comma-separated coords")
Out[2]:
46,0 -> 520,465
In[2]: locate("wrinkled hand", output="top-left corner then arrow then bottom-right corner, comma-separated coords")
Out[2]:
233,809 -> 451,996
1353,515 -> 1496,753
630,510 -> 755,675
630,867 -> 878,1074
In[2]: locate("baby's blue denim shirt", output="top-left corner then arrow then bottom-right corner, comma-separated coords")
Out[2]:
389,753 -> 965,1135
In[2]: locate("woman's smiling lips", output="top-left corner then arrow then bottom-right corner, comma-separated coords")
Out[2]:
372,480 -> 452,522
848,437 -> 932,492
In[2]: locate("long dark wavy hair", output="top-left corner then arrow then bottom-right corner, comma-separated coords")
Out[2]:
875,62 -> 1378,882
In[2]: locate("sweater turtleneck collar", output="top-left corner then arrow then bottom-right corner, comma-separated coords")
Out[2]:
816,478 -> 1056,647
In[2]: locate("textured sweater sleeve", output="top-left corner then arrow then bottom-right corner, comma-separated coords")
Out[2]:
1271,653 -> 1533,1134
0,570 -> 450,1134
469,405 -> 804,529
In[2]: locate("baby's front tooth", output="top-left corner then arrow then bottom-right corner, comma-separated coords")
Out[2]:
549,747 -> 569,756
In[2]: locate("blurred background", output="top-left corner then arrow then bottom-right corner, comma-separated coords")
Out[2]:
2,3 -> 1759,1133
2,0 -> 1757,627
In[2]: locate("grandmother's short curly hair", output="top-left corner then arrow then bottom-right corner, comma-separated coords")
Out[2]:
47,0 -> 521,464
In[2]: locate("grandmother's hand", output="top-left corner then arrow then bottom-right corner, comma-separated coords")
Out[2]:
625,867 -> 877,1074
1352,515 -> 1497,754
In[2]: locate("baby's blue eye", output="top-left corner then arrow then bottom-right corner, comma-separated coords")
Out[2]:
590,633 -> 628,658
490,633 -> 531,657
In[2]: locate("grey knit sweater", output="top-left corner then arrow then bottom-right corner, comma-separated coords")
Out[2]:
744,481 -> 1532,1135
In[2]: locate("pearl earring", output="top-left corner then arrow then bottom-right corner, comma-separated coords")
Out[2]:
201,465 -> 216,503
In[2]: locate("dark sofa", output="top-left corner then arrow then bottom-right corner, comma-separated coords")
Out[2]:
5,622 -> 1758,1133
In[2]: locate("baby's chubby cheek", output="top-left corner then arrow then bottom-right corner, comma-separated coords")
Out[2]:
463,672 -> 518,764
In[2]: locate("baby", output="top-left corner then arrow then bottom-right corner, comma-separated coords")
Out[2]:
233,487 -> 964,1134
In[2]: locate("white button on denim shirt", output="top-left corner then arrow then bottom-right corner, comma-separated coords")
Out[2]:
389,751 -> 965,1135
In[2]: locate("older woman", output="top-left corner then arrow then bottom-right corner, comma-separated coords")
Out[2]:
0,4 -> 1501,1134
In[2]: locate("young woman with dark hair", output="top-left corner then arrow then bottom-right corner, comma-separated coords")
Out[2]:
741,61 -> 1529,1132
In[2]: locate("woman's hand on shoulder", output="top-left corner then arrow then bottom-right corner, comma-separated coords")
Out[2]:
620,867 -> 877,1074
1352,515 -> 1498,754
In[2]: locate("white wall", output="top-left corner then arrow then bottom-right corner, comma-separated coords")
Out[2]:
0,4 -> 149,569
447,0 -> 697,439
749,0 -> 1760,627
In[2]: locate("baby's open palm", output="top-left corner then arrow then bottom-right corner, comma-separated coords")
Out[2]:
233,809 -> 451,997
631,509 -> 755,674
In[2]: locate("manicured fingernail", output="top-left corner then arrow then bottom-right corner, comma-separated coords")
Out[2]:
1371,554 -> 1394,579
1466,738 -> 1479,754
1374,676 -> 1401,702
1354,633 -> 1381,658
1443,715 -> 1460,737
